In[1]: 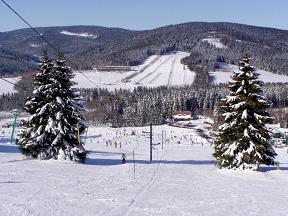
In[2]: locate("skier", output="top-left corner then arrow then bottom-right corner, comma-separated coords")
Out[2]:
121,153 -> 127,164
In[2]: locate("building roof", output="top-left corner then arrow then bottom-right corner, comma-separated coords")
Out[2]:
172,111 -> 191,116
172,111 -> 192,120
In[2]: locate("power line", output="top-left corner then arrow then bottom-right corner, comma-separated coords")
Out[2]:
0,77 -> 16,86
0,0 -> 59,54
0,0 -> 98,87
0,77 -> 26,92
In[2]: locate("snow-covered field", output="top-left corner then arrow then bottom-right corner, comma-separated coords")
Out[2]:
1,114 -> 288,216
0,77 -> 21,94
210,63 -> 288,84
73,52 -> 195,91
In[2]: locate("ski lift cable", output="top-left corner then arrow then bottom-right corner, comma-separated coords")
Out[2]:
0,77 -> 28,93
0,0 -> 98,87
0,77 -> 18,87
0,76 -> 67,108
0,74 -> 82,106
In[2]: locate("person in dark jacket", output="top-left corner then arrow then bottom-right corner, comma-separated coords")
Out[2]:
121,153 -> 127,164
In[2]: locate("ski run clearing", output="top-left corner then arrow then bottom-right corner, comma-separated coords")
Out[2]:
2,52 -> 288,95
1,114 -> 288,216
74,52 -> 288,91
73,51 -> 195,91
210,63 -> 288,84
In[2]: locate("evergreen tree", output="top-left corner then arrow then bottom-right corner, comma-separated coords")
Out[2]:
213,54 -> 276,170
18,53 -> 86,162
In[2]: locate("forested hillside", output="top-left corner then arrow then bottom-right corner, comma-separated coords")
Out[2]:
0,26 -> 138,73
72,22 -> 288,74
2,22 -> 288,75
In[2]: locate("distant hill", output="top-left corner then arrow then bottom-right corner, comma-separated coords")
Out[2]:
0,26 -> 138,73
73,22 -> 288,75
1,22 -> 288,75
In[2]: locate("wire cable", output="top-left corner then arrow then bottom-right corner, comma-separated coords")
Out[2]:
0,0 -> 59,54
0,77 -> 27,92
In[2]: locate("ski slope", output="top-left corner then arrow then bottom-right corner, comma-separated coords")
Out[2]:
1,115 -> 288,216
0,77 -> 21,95
127,52 -> 194,86
210,63 -> 288,84
73,52 -> 195,91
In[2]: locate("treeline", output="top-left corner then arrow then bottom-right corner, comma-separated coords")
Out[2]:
2,77 -> 288,128
81,83 -> 288,127
0,93 -> 26,111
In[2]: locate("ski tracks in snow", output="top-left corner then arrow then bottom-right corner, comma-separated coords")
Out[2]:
121,55 -> 161,82
167,55 -> 177,86
123,145 -> 170,216
137,55 -> 173,83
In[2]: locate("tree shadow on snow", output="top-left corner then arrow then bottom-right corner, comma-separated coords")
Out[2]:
0,181 -> 23,184
87,150 -> 124,156
158,160 -> 214,165
85,158 -> 148,166
84,158 -> 214,166
258,166 -> 288,172
0,144 -> 19,154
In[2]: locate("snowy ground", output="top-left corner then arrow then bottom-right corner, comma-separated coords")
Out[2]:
1,114 -> 288,216
73,52 -> 195,91
202,38 -> 227,49
210,63 -> 288,84
0,77 -> 21,94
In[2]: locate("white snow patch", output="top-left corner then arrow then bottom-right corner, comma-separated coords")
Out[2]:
202,38 -> 227,49
29,44 -> 40,48
39,104 -> 48,115
60,30 -> 98,39
241,110 -> 248,120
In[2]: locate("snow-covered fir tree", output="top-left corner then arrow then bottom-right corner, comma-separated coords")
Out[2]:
213,53 -> 276,170
18,53 -> 87,162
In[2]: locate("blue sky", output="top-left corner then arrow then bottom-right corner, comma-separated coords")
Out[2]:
0,0 -> 287,31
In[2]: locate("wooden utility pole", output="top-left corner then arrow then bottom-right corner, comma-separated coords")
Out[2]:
133,149 -> 136,179
161,130 -> 164,150
150,123 -> 153,162
143,123 -> 159,163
